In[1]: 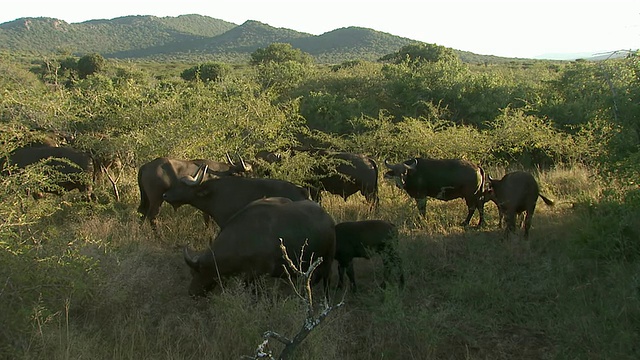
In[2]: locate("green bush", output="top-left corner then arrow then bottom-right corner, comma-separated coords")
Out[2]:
180,62 -> 230,82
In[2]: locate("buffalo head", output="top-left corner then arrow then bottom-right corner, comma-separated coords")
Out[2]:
183,246 -> 216,297
383,158 -> 418,189
162,164 -> 210,204
226,152 -> 252,173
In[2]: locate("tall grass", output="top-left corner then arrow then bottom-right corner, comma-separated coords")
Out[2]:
1,166 -> 639,359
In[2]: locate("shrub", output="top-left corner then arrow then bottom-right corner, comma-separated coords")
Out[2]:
180,62 -> 230,82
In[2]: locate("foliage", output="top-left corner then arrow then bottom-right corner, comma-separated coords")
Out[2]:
378,42 -> 459,65
76,53 -> 106,79
250,43 -> 313,65
1,52 -> 640,360
571,186 -> 640,261
486,107 -> 582,167
180,62 -> 231,82
255,60 -> 313,95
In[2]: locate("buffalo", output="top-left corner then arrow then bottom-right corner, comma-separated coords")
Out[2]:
256,149 -> 379,208
334,220 -> 404,291
162,163 -> 310,229
2,145 -> 95,200
182,197 -> 336,297
484,171 -> 554,238
384,158 -> 486,226
137,154 -> 251,228
309,151 -> 379,208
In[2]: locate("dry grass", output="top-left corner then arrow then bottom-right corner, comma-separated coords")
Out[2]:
2,166 -> 639,360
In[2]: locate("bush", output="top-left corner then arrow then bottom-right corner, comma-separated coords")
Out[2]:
180,62 -> 230,82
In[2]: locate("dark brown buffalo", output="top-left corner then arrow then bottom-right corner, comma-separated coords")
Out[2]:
162,164 -> 310,229
183,197 -> 336,297
256,149 -> 379,208
310,151 -> 379,208
334,220 -> 404,291
384,158 -> 486,226
3,145 -> 95,200
484,171 -> 554,238
137,154 -> 251,228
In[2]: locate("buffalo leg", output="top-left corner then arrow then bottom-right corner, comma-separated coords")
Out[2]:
145,199 -> 163,230
504,210 -> 517,237
461,205 -> 475,226
463,197 -> 484,227
523,204 -> 537,238
345,261 -> 357,291
475,198 -> 485,227
337,261 -> 348,288
415,198 -> 427,217
364,189 -> 379,210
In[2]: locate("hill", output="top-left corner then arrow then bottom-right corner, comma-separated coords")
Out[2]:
0,14 -> 516,63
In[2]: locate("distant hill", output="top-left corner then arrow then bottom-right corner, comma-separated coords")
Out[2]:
0,14 -> 519,64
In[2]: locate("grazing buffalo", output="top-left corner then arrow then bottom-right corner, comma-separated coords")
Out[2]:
309,151 -> 379,208
484,171 -> 554,238
384,158 -> 486,226
257,149 -> 379,208
3,145 -> 95,200
162,164 -> 310,229
334,220 -> 404,291
137,154 -> 251,228
182,197 -> 336,297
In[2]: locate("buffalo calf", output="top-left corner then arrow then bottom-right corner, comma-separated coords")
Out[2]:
334,220 -> 404,291
485,171 -> 554,238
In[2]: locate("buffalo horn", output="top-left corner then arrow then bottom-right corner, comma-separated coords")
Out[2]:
181,164 -> 208,186
405,158 -> 418,170
183,246 -> 199,270
384,158 -> 395,169
225,152 -> 235,166
235,152 -> 250,172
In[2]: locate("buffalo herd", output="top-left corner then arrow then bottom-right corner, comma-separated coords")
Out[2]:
2,143 -> 555,296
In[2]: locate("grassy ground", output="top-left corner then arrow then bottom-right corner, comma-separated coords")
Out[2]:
1,166 -> 639,359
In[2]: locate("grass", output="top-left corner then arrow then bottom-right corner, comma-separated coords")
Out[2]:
1,165 -> 639,359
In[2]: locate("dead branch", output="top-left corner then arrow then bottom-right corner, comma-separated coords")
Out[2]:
243,238 -> 345,360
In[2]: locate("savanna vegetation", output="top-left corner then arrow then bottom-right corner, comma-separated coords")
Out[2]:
1,42 -> 639,359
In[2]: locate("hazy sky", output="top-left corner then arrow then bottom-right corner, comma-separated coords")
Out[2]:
1,0 -> 638,58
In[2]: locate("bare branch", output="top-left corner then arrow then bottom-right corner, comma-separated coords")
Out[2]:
244,239 -> 343,360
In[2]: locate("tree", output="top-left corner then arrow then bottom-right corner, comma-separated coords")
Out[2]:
77,53 -> 105,79
379,43 -> 459,65
180,62 -> 230,82
250,43 -> 313,65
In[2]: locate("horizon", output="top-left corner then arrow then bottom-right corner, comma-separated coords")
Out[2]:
1,1 -> 638,60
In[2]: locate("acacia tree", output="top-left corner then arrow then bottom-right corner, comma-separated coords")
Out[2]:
250,43 -> 313,65
77,53 -> 106,79
180,62 -> 231,82
379,43 -> 459,65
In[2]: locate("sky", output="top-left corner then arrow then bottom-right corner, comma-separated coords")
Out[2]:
1,0 -> 638,59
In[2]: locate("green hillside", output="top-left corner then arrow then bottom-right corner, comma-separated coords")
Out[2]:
0,14 -> 517,63
0,15 -> 236,56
